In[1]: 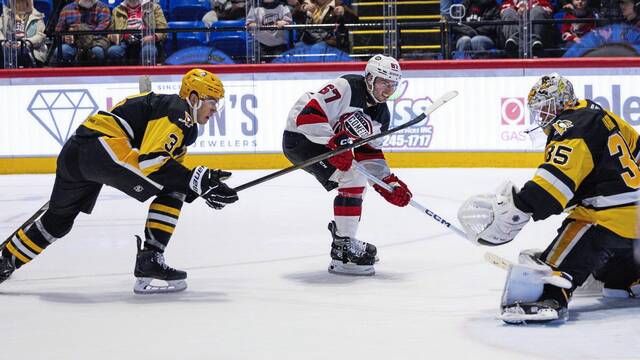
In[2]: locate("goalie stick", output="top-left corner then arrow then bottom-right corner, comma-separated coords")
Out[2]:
234,90 -> 459,192
353,162 -> 468,239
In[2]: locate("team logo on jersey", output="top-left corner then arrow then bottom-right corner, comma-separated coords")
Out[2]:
501,97 -> 526,125
28,89 -> 98,146
178,111 -> 195,128
337,112 -> 373,139
552,119 -> 573,135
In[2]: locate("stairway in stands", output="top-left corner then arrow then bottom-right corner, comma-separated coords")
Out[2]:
350,0 -> 443,59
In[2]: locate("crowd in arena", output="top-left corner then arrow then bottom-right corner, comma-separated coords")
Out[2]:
1,0 -> 640,67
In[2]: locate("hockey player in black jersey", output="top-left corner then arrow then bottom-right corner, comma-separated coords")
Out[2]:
458,73 -> 640,324
0,69 -> 239,294
283,55 -> 413,276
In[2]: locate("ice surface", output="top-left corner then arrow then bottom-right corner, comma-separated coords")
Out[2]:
0,169 -> 638,360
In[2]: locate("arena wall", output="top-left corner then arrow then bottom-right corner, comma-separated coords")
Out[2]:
2,59 -> 640,173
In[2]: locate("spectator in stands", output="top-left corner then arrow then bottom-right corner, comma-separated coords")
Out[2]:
561,0 -> 596,44
202,0 -> 246,26
293,0 -> 358,53
107,0 -> 167,64
441,0 -> 453,19
452,0 -> 500,58
619,0 -> 640,26
0,0 -> 47,67
500,0 -> 554,57
54,0 -> 111,65
577,0 -> 620,20
246,0 -> 292,62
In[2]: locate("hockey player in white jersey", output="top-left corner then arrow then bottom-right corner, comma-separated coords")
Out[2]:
282,54 -> 413,276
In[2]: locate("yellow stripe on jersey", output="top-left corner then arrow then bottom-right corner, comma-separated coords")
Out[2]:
101,137 -> 141,169
149,203 -> 181,217
569,205 -> 638,239
146,221 -> 175,234
82,114 -> 129,139
109,92 -> 151,112
546,221 -> 591,267
139,118 -> 186,175
532,171 -> 571,208
17,229 -> 43,253
6,242 -> 31,264
612,111 -> 640,157
533,138 -> 594,207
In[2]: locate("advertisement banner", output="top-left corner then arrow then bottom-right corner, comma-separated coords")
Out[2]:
2,67 -> 640,157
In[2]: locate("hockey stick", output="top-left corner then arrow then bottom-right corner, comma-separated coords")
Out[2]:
234,90 -> 459,192
484,251 -> 511,270
353,162 -> 467,239
1,201 -> 50,251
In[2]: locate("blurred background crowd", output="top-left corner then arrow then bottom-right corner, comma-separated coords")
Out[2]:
1,0 -> 639,67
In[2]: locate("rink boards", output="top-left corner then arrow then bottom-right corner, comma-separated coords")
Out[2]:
1,59 -> 640,173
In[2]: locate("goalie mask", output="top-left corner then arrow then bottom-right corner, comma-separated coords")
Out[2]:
365,54 -> 402,103
527,73 -> 577,130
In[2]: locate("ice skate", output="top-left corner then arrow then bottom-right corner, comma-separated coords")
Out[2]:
0,253 -> 15,285
327,221 -> 376,276
500,299 -> 568,325
133,236 -> 187,294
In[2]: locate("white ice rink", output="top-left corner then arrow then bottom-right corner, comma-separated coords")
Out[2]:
1,168 -> 639,360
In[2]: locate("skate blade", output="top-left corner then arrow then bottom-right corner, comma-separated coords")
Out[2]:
328,260 -> 375,276
133,277 -> 187,294
499,308 -> 561,325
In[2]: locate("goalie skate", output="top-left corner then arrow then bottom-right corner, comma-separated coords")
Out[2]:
133,236 -> 187,294
327,221 -> 376,276
499,299 -> 568,325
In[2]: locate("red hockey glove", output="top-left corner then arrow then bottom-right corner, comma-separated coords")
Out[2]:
373,174 -> 412,207
326,130 -> 354,171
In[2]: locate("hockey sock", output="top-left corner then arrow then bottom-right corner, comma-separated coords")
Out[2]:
333,187 -> 364,238
2,211 -> 69,269
144,193 -> 184,253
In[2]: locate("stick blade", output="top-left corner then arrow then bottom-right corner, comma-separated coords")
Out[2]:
484,252 -> 512,270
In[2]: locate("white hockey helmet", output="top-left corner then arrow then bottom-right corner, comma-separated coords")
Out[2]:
527,73 -> 577,129
365,54 -> 402,103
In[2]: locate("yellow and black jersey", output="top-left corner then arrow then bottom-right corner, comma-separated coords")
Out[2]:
515,99 -> 640,239
78,92 -> 198,192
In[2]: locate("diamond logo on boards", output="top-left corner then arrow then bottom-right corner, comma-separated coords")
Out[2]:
27,89 -> 98,146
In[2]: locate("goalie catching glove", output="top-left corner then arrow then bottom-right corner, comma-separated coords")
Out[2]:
373,174 -> 412,207
189,166 -> 239,210
457,181 -> 531,246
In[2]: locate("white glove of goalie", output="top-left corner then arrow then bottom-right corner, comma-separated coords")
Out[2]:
457,181 -> 531,246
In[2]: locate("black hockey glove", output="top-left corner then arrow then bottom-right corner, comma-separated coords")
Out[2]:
189,166 -> 239,210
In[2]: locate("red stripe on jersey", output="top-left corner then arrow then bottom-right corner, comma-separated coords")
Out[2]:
355,150 -> 385,161
334,205 -> 362,216
296,99 -> 328,126
339,187 -> 365,195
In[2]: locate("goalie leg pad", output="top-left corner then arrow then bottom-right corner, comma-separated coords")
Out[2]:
500,263 -> 572,324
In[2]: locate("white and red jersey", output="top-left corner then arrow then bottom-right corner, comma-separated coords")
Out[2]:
285,74 -> 392,178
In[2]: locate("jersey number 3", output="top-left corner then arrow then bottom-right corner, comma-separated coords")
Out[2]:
165,134 -> 179,152
319,84 -> 341,103
608,133 -> 640,189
